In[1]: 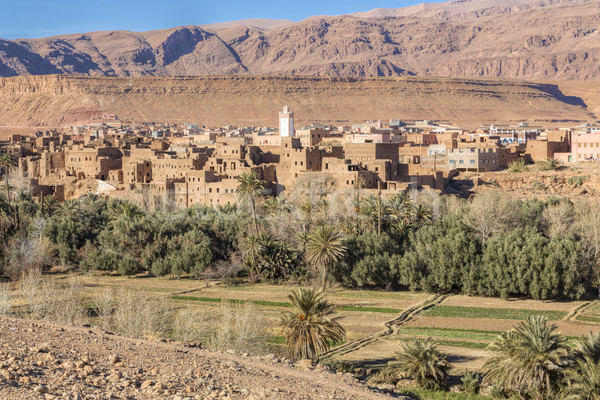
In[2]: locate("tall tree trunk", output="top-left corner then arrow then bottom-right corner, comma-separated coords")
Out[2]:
251,197 -> 259,235
322,263 -> 329,292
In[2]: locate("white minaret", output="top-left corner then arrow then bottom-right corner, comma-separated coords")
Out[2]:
279,105 -> 294,137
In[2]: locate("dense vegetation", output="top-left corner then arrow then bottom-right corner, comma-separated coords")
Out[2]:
2,169 -> 600,301
376,318 -> 600,400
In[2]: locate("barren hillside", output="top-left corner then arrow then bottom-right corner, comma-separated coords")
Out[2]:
0,75 -> 596,132
0,0 -> 599,80
0,316 -> 394,399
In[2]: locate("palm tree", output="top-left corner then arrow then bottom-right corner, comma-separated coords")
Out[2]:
118,202 -> 143,220
262,197 -> 280,216
240,232 -> 272,279
236,170 -> 265,235
0,154 -> 17,207
299,200 -> 315,233
561,332 -> 600,400
572,331 -> 600,364
280,288 -> 345,361
57,199 -> 81,218
42,194 -> 58,216
483,316 -> 569,399
411,204 -> 432,226
539,157 -> 561,171
305,225 -> 346,291
389,192 -> 414,223
393,338 -> 451,390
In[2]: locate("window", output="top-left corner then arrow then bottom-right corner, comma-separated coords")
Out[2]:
459,160 -> 464,164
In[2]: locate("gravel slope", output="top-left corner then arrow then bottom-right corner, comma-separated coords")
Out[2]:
0,316 -> 396,399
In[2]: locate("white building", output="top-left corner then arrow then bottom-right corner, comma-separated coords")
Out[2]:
279,105 -> 294,137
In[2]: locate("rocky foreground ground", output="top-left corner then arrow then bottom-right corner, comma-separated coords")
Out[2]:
0,316 -> 396,399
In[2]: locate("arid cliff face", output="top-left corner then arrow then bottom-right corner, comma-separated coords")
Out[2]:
0,75 -> 595,129
0,0 -> 599,80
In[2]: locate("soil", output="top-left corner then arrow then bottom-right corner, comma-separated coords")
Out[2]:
0,316 -> 396,400
441,295 -> 583,312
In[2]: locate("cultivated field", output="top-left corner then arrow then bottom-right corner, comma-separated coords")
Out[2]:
56,275 -> 600,375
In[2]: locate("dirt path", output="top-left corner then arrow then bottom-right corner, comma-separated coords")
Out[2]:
0,316 -> 398,400
564,301 -> 594,321
323,295 -> 447,359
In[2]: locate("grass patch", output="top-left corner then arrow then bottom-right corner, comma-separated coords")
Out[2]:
268,336 -> 286,344
173,296 -> 401,314
577,315 -> 600,323
396,327 -> 501,341
398,388 -> 492,400
171,295 -> 292,308
433,339 -> 489,350
421,306 -> 567,321
337,305 -> 401,314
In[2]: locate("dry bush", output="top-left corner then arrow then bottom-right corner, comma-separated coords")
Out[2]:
19,271 -> 87,324
465,189 -> 518,243
19,268 -> 43,315
7,237 -> 54,280
109,289 -> 174,339
172,306 -> 211,342
0,283 -> 12,315
41,278 -> 87,325
209,302 -> 270,355
542,201 -> 574,238
93,288 -> 114,331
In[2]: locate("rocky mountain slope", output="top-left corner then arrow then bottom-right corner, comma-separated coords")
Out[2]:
0,316 -> 395,399
0,0 -> 599,80
0,75 -> 596,131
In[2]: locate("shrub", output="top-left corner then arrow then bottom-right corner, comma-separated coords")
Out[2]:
209,302 -> 270,354
461,371 -> 481,394
539,157 -> 561,171
489,384 -> 506,399
369,366 -> 400,385
109,289 -> 174,339
7,237 -> 54,280
0,284 -> 12,315
508,159 -> 528,173
117,256 -> 139,277
567,175 -> 588,187
393,338 -> 451,390
172,306 -> 210,343
18,271 -> 86,324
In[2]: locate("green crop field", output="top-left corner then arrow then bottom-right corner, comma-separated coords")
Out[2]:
421,305 -> 567,321
396,327 -> 502,341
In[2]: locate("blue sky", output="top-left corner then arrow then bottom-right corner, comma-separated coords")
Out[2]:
0,0 -> 444,39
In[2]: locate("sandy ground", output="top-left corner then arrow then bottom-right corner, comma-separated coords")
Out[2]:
441,295 -> 584,312
0,316 -> 397,400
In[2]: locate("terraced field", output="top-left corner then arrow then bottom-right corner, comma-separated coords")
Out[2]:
71,275 -> 600,374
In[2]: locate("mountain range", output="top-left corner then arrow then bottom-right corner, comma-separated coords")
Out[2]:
1,0 -> 599,80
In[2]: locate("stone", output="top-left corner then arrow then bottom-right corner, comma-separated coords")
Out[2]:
35,385 -> 49,394
109,354 -> 121,364
296,359 -> 314,370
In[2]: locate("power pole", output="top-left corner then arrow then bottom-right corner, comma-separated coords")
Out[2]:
355,170 -> 360,234
377,180 -> 382,236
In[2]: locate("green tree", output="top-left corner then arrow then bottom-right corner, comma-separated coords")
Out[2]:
483,316 -> 569,399
393,338 -> 451,390
561,332 -> 600,400
305,225 -> 347,291
335,233 -> 402,289
280,288 -> 345,361
398,214 -> 481,294
236,170 -> 265,235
